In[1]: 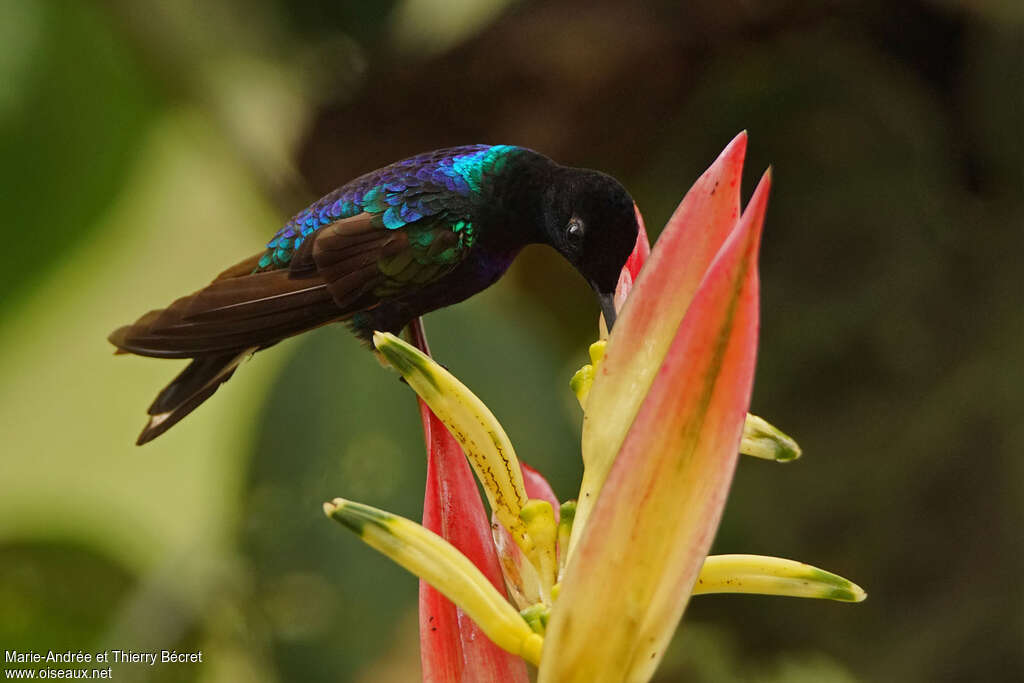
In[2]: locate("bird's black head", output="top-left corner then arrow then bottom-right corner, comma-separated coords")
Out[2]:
542,168 -> 639,328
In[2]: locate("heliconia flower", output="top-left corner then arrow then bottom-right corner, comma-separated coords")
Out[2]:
325,133 -> 865,682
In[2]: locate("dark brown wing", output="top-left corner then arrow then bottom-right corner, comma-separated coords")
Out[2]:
298,211 -> 469,310
290,213 -> 407,310
108,254 -> 339,358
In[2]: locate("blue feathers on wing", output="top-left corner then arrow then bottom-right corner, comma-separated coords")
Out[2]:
255,145 -> 522,271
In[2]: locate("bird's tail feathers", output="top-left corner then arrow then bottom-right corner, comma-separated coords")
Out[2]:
110,254 -> 352,444
136,349 -> 254,445
108,259 -> 341,358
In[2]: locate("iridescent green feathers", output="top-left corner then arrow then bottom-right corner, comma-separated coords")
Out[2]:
256,144 -> 522,272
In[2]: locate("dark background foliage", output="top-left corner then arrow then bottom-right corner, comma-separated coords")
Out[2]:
1,0 -> 1020,681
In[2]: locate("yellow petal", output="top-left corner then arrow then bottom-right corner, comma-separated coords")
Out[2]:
570,342 -> 607,410
557,501 -> 576,578
740,414 -> 802,462
520,500 -> 558,601
324,498 -> 543,665
694,554 -> 866,602
373,332 -> 534,558
569,363 -> 595,409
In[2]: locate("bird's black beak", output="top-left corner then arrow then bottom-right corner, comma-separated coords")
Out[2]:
596,289 -> 618,331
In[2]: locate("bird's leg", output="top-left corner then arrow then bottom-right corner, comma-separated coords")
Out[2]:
403,318 -> 453,373
406,317 -> 431,355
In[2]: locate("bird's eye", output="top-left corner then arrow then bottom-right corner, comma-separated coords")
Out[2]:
566,218 -> 585,244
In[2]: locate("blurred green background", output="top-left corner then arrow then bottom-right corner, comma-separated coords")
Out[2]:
1,0 -> 1021,681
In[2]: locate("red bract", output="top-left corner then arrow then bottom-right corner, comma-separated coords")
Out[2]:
410,310 -> 530,683
417,401 -> 530,682
625,205 -> 651,282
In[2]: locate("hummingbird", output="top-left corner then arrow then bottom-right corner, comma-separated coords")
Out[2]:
110,145 -> 639,444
